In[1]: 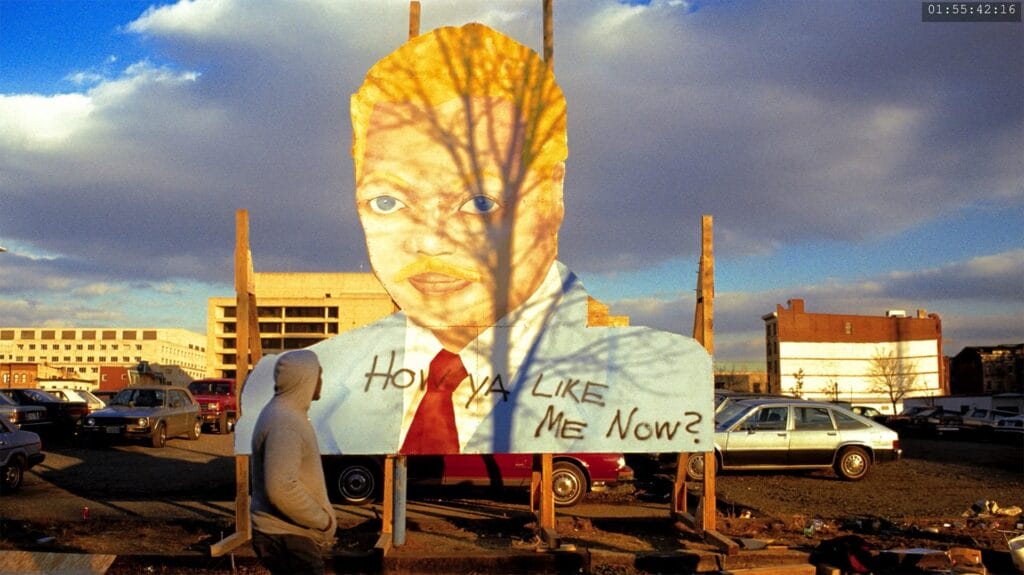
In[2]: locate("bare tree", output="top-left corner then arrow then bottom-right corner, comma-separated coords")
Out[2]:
823,378 -> 840,403
791,368 -> 805,399
868,349 -> 920,414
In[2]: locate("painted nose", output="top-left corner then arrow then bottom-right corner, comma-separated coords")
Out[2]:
407,210 -> 456,255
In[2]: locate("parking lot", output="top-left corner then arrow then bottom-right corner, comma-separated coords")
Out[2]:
1,430 -> 1022,571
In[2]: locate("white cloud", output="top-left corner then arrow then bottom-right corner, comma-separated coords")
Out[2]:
0,93 -> 94,147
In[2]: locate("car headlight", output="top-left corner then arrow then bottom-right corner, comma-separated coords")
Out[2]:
136,417 -> 149,427
86,417 -> 95,426
8,412 -> 19,423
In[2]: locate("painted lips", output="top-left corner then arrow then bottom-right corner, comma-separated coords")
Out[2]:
407,272 -> 472,295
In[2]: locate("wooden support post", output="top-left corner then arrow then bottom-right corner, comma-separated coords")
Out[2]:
543,0 -> 554,64
211,209 -> 262,557
530,454 -> 559,549
375,456 -> 396,554
677,215 -> 736,554
697,215 -> 716,531
408,1 -> 420,40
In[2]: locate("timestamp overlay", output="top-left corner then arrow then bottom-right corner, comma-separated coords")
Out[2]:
922,2 -> 1021,22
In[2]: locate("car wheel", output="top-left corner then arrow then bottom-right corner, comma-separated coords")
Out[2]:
188,419 -> 202,440
331,460 -> 380,505
685,453 -> 707,482
551,461 -> 587,507
217,412 -> 230,435
1,457 -> 25,493
151,422 -> 167,448
835,446 -> 870,481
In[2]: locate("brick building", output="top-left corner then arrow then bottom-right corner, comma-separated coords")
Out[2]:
949,344 -> 1024,395
762,299 -> 946,415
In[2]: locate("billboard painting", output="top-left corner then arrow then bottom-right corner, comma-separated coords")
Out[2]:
236,23 -> 712,456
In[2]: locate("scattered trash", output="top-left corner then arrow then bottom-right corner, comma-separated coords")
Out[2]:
947,546 -> 982,569
812,535 -> 875,574
1008,533 -> 1024,573
35,536 -> 55,544
82,506 -> 90,520
739,510 -> 752,519
964,499 -> 1023,518
804,518 -> 825,536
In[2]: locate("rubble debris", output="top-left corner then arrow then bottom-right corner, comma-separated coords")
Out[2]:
811,535 -> 876,574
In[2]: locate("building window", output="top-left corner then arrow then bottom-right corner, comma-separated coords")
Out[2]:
20,330 -> 35,339
62,330 -> 76,339
844,322 -> 853,335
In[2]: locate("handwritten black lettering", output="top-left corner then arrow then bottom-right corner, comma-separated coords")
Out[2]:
530,373 -> 551,398
605,407 -> 683,440
580,381 -> 607,406
466,374 -> 510,406
363,352 -> 423,391
684,411 -> 703,434
534,405 -> 588,439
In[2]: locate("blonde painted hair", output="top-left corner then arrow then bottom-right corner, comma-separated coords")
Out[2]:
350,23 -> 568,182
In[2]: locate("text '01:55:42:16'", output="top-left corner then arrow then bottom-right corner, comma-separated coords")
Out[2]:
922,2 -> 1021,22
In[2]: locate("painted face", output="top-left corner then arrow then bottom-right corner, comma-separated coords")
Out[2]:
355,97 -> 564,350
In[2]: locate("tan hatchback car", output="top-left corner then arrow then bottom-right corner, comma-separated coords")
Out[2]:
82,385 -> 202,448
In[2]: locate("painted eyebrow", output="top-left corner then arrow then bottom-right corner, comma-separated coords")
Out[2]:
359,170 -> 507,196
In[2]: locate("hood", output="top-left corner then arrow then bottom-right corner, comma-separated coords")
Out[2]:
91,405 -> 163,418
273,349 -> 320,412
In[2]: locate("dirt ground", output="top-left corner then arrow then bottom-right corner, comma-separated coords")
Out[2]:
1,432 -> 1021,573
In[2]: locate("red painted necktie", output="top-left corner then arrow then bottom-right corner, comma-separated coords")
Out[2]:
400,349 -> 467,455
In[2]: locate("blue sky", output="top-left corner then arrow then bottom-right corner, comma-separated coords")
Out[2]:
1,0 -> 1021,367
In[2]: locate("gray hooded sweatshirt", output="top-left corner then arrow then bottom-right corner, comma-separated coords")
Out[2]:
250,349 -> 337,549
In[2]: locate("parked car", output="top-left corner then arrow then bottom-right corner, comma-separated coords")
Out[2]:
92,390 -> 120,403
187,378 -> 237,434
994,414 -> 1024,443
886,405 -> 960,434
48,389 -> 106,414
82,385 -> 202,448
714,390 -> 800,418
686,398 -> 901,482
0,416 -> 45,493
323,453 -> 634,507
0,388 -> 87,438
0,393 -> 50,433
959,407 -> 1017,434
850,405 -> 889,424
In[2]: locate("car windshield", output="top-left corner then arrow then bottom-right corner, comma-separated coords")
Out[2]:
189,381 -> 231,395
0,393 -> 16,406
717,402 -> 756,429
111,388 -> 165,407
22,389 -> 58,401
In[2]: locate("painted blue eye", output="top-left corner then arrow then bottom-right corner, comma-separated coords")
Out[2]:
460,195 -> 499,214
369,196 -> 405,214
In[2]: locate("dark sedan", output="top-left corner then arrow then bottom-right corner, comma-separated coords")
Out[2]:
324,453 -> 634,507
1,388 -> 86,439
0,393 -> 50,433
0,417 -> 45,492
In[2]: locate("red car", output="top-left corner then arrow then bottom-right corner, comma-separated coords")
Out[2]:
323,453 -> 633,507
